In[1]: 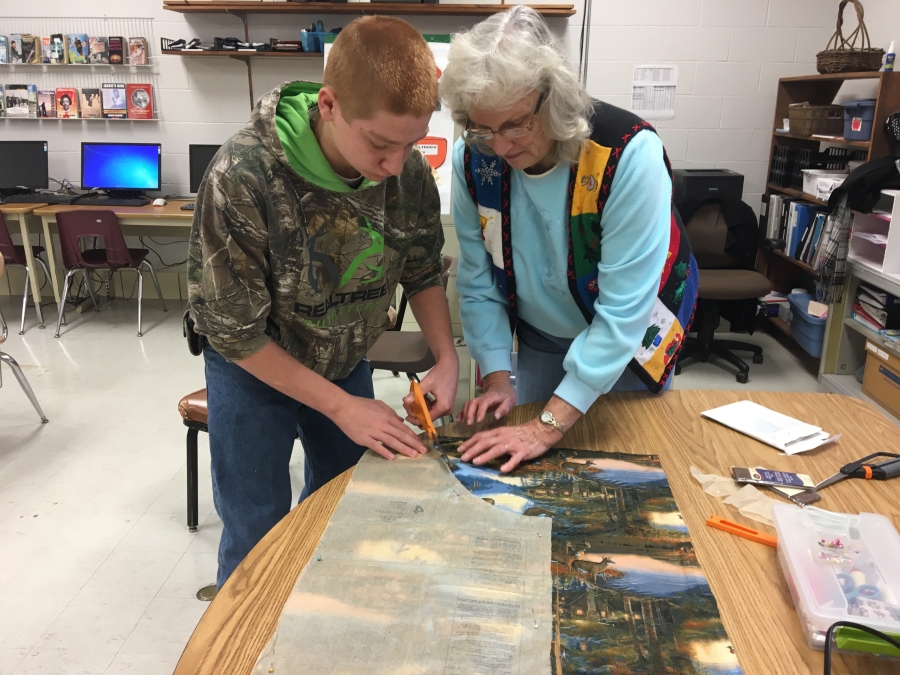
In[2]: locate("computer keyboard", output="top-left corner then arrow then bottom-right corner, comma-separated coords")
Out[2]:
180,203 -> 195,211
72,196 -> 151,207
0,193 -> 79,204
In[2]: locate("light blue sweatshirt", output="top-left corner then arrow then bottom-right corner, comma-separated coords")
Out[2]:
452,130 -> 672,413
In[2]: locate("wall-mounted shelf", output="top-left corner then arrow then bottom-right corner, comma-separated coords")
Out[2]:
0,64 -> 153,69
161,49 -> 322,59
162,2 -> 576,17
0,117 -> 159,122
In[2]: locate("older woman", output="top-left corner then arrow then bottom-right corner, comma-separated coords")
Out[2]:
441,7 -> 698,472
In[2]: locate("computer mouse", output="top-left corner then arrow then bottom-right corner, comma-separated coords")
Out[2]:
152,198 -> 167,207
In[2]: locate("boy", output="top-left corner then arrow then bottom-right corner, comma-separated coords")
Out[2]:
188,16 -> 458,587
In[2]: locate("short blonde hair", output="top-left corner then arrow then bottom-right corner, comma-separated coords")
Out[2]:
324,16 -> 438,121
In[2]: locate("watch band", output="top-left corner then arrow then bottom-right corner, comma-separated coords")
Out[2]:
539,410 -> 564,433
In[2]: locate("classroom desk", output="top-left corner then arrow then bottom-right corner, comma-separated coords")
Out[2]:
0,203 -> 49,326
174,390 -> 900,675
31,203 -> 194,304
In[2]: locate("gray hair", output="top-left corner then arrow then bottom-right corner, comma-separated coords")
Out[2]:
440,6 -> 593,165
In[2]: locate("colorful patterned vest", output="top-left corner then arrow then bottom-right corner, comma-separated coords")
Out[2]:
462,101 -> 698,393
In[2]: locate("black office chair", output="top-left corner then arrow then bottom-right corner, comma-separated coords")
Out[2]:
675,203 -> 772,383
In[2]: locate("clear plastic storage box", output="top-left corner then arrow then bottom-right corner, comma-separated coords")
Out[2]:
772,503 -> 900,658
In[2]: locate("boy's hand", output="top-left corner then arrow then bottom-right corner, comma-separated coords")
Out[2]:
332,396 -> 427,460
402,357 -> 459,426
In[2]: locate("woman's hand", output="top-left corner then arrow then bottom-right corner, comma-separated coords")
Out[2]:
456,371 -> 516,425
458,419 -> 562,473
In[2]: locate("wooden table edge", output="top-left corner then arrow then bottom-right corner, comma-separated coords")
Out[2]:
174,470 -> 352,675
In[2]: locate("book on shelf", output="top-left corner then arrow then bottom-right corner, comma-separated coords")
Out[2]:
108,36 -> 124,65
852,303 -> 884,332
5,84 -> 35,117
88,37 -> 109,64
101,83 -> 127,119
55,88 -> 78,118
49,34 -> 66,64
79,88 -> 102,118
857,283 -> 900,328
20,35 -> 38,64
0,86 -> 5,117
67,34 -> 89,64
9,34 -> 24,63
0,36 -> 6,64
41,37 -> 52,64
128,37 -> 148,65
37,90 -> 56,118
126,83 -> 153,119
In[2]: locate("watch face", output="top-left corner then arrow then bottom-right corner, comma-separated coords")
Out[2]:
540,412 -> 551,423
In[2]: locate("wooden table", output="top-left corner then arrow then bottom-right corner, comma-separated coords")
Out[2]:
31,203 -> 194,304
175,391 -> 900,675
1,203 -> 49,326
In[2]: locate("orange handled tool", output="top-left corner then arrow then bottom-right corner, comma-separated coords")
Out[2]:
706,515 -> 778,548
409,380 -> 452,469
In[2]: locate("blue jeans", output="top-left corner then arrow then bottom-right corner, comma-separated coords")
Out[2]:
203,343 -> 374,588
515,321 -> 664,406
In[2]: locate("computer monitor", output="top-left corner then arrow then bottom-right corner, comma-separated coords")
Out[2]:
81,142 -> 161,197
0,141 -> 49,193
189,144 -> 220,194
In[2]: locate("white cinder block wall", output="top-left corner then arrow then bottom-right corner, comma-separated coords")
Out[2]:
2,0 -> 899,303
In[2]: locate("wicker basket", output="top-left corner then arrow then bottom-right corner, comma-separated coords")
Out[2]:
788,104 -> 844,136
816,0 -> 885,74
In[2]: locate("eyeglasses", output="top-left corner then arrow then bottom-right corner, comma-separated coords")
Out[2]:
464,93 -> 545,141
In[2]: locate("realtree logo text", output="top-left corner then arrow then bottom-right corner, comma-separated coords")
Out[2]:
294,283 -> 388,318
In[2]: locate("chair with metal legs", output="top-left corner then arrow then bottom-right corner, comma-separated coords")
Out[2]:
0,211 -> 51,334
53,210 -> 167,338
0,254 -> 48,423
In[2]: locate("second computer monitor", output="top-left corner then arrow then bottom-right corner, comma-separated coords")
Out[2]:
189,145 -> 221,194
0,141 -> 49,191
82,143 -> 161,193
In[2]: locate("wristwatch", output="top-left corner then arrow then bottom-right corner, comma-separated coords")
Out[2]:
539,410 -> 564,433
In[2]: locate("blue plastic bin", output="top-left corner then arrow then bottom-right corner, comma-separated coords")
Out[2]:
842,99 -> 877,141
300,31 -> 327,53
787,293 -> 827,358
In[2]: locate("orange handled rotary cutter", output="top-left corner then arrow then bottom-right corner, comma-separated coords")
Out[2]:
408,380 -> 452,469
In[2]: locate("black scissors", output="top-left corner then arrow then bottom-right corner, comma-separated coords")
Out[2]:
815,452 -> 900,490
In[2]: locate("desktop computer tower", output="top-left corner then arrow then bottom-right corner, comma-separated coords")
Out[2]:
673,169 -> 744,209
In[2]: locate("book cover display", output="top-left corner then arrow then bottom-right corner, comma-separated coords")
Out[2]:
9,34 -> 23,63
37,90 -> 57,118
55,88 -> 78,119
101,83 -> 127,119
126,83 -> 153,119
20,35 -> 37,64
79,88 -> 102,118
0,86 -> 5,117
66,34 -> 89,64
49,34 -> 66,64
41,37 -> 53,64
88,37 -> 109,64
128,37 -> 147,65
108,36 -> 124,64
6,84 -> 32,117
0,36 -> 6,64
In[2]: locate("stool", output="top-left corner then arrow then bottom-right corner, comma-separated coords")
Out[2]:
178,388 -> 208,532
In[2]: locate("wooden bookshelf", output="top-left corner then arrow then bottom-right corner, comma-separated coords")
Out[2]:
772,249 -> 817,277
765,183 -> 827,207
162,1 -> 577,17
772,131 -> 870,149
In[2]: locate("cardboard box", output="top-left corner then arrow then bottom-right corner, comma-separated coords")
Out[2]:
862,340 -> 900,420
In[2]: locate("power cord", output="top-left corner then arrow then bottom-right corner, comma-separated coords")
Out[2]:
139,236 -> 188,271
823,621 -> 900,675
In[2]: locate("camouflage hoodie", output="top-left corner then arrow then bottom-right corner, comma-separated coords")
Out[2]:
187,82 -> 444,380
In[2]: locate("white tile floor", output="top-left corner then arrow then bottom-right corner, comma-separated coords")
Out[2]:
0,294 -> 825,674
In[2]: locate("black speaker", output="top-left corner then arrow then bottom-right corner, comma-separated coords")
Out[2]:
673,169 -> 744,209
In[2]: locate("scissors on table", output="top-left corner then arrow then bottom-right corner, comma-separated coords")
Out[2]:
815,452 -> 900,491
